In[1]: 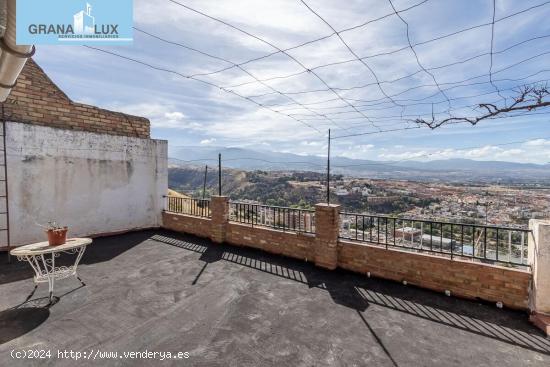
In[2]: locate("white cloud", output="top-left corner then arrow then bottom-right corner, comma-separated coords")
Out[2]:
34,0 -> 550,164
378,150 -> 430,160
203,108 -> 321,143
200,138 -> 217,145
374,143 -> 550,164
164,111 -> 185,121
106,102 -> 202,130
342,144 -> 373,157
525,139 -> 550,146
300,141 -> 321,146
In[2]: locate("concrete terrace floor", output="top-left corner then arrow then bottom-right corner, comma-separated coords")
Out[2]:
0,230 -> 548,366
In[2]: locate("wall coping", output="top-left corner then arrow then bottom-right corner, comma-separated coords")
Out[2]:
164,213 -> 316,238
8,120 -> 167,144
228,221 -> 316,238
315,203 -> 340,209
338,238 -> 531,275
163,211 -> 211,220
530,219 -> 550,225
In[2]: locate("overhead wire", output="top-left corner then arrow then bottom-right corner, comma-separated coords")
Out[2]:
220,1 -> 550,93
133,28 -> 349,131
391,0 -> 450,112
299,0 -> 402,108
286,77 -> 550,120
85,1 -> 550,138
488,0 -> 507,105
165,0 -> 379,129
185,0 -> 431,79
267,35 -> 550,105
83,46 -> 323,133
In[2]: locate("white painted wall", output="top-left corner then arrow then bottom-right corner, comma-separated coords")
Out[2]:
5,122 -> 168,245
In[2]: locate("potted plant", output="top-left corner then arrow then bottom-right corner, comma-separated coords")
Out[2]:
45,221 -> 68,246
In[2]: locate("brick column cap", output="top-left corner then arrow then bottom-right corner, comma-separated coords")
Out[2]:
530,219 -> 550,226
315,203 -> 340,209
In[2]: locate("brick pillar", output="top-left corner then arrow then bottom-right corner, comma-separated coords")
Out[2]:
210,196 -> 229,244
314,203 -> 340,270
529,219 -> 550,335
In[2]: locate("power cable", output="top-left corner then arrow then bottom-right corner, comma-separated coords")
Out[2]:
488,0 -> 507,105
83,46 -> 323,133
165,0 -> 378,128
133,27 -> 348,130
185,0 -> 431,79
222,2 -> 550,93
299,0 -> 402,108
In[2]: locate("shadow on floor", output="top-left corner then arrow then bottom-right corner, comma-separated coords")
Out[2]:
152,230 -> 550,355
0,307 -> 50,344
0,230 -> 155,286
0,282 -> 87,345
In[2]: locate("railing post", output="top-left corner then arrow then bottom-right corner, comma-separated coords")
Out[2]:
528,219 -> 550,335
314,203 -> 340,270
210,196 -> 229,244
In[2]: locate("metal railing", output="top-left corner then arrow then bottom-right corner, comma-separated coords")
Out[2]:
339,212 -> 530,267
230,202 -> 315,233
164,196 -> 211,218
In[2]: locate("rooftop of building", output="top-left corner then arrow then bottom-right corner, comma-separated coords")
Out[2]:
0,230 -> 548,366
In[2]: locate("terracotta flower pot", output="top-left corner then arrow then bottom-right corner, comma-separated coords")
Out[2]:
46,227 -> 68,246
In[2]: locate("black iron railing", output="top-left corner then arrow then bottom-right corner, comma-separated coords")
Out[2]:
164,196 -> 211,218
339,212 -> 530,267
230,202 -> 315,233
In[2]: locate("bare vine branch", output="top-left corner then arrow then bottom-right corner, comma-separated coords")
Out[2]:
414,84 -> 550,129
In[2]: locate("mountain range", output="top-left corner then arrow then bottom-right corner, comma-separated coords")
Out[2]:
169,146 -> 550,183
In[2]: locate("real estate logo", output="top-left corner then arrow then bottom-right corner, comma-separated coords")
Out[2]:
16,0 -> 133,45
73,3 -> 96,35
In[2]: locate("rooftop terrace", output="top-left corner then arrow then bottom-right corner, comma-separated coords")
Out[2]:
0,230 -> 548,366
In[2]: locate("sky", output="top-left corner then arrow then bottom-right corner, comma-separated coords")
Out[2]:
33,0 -> 550,164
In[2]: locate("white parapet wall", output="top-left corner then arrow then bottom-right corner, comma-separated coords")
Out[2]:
529,220 -> 550,311
5,121 -> 168,245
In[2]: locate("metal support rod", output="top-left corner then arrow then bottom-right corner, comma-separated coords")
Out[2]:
2,105 -> 10,263
202,165 -> 208,199
326,129 -> 331,204
218,153 -> 222,196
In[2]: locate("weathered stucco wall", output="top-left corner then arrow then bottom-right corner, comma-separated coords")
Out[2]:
6,121 -> 167,245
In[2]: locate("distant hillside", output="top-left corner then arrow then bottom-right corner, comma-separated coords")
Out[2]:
169,146 -> 550,183
168,167 -> 325,207
168,165 -> 248,196
168,166 -> 442,214
399,158 -> 547,171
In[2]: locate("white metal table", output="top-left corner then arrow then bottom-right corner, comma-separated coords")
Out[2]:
10,238 -> 92,305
